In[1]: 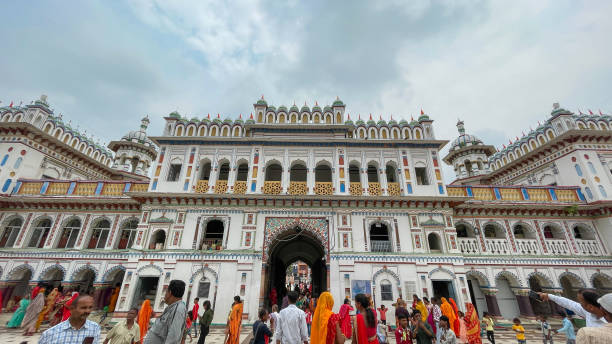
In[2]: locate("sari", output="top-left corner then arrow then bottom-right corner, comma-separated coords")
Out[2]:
449,298 -> 460,335
311,292 -> 334,344
227,302 -> 243,344
353,313 -> 379,344
108,287 -> 120,312
426,309 -> 437,335
36,288 -> 59,331
464,303 -> 482,344
22,291 -> 45,334
415,301 -> 428,322
62,292 -> 79,321
7,298 -> 30,328
138,299 -> 153,343
440,298 -> 456,336
339,303 -> 354,338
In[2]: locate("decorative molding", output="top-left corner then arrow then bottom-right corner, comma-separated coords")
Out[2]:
428,267 -> 456,279
189,265 -> 219,283
372,267 -> 400,286
69,264 -> 98,282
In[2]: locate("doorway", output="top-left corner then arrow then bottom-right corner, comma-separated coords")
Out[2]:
432,280 -> 455,300
133,277 -> 160,308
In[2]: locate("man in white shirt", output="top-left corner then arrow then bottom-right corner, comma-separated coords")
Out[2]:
539,290 -> 607,328
275,291 -> 308,344
576,293 -> 612,344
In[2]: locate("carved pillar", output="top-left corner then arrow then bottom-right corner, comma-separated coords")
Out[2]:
513,288 -> 535,317
482,288 -> 501,317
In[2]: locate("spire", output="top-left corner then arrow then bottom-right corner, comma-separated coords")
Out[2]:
140,115 -> 150,133
379,115 -> 383,121
261,94 -> 265,100
369,113 -> 373,121
239,113 -> 243,119
250,113 -> 253,119
456,120 -> 465,135
589,109 -> 594,115
579,109 -> 584,115
217,113 -> 221,119
600,109 -> 604,115
207,113 -> 210,119
347,113 -> 351,119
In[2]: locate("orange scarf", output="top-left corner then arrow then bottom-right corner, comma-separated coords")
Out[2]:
449,298 -> 460,334
227,302 -> 243,344
440,298 -> 456,333
465,303 -> 482,344
311,292 -> 334,344
138,299 -> 152,342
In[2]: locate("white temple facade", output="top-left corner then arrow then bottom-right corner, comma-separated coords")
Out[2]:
0,96 -> 610,325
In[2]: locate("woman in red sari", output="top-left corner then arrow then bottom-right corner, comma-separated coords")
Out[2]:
352,294 -> 378,344
448,298 -> 461,335
464,303 -> 482,344
338,298 -> 354,339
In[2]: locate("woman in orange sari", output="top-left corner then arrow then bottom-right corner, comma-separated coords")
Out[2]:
138,299 -> 153,343
227,296 -> 243,344
464,303 -> 482,344
35,287 -> 59,332
449,298 -> 461,335
352,294 -> 378,344
439,298 -> 457,336
108,285 -> 120,312
311,292 -> 345,344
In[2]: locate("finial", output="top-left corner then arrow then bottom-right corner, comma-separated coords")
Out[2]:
588,109 -> 594,115
421,109 -> 424,115
207,113 -> 210,119
304,101 -> 307,106
347,113 -> 351,119
379,115 -> 382,121
315,101 -> 319,106
261,94 -> 265,100
600,109 -> 604,115
369,114 -> 372,121
239,114 -> 243,119
456,119 -> 465,135
217,113 -> 220,119
552,102 -> 560,110
250,113 -> 253,119
411,116 -> 414,121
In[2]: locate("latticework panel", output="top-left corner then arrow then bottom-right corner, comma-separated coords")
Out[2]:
195,180 -> 209,193
472,187 -> 494,201
74,183 -> 97,196
556,189 -> 578,202
368,182 -> 381,196
447,186 -> 466,197
102,183 -> 123,196
45,182 -> 70,195
314,182 -> 333,195
387,182 -> 400,196
527,188 -> 550,202
500,188 -> 522,201
289,181 -> 307,195
263,181 -> 282,194
349,182 -> 362,196
234,181 -> 247,194
18,182 -> 42,195
215,180 -> 228,194
130,183 -> 148,192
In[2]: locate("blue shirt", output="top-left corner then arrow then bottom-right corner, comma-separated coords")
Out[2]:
39,319 -> 101,344
557,317 -> 576,340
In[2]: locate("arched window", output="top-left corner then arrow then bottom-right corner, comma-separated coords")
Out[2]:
290,163 -> 307,182
200,220 -> 224,250
585,187 -> 593,199
236,162 -> 249,181
573,225 -> 594,240
575,164 -> 583,176
267,114 -> 274,123
302,114 -> 309,124
187,126 -> 194,136
233,127 -> 241,136
217,162 -> 230,181
278,114 -> 285,123
87,219 -> 110,249
367,164 -> 379,183
513,224 -> 526,239
385,164 -> 397,183
28,219 -> 52,248
380,279 -> 393,301
370,222 -> 391,252
210,127 -> 217,136
117,219 -> 138,250
587,162 -> 596,174
150,230 -> 166,250
428,233 -> 441,252
484,224 -> 504,238
349,164 -> 360,183
257,112 -> 263,123
198,277 -> 211,298
199,161 -> 212,181
0,218 -> 23,248
57,219 -> 81,249
336,112 -> 342,123
599,185 -> 608,197
222,127 -> 229,136
315,164 -> 332,182
176,126 -> 183,136
326,115 -> 332,124
265,163 -> 282,181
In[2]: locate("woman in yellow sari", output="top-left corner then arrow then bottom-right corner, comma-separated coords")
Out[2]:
414,296 -> 429,322
226,296 -> 243,344
35,287 -> 58,332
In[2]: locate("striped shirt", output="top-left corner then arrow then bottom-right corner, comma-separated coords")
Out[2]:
39,319 -> 101,344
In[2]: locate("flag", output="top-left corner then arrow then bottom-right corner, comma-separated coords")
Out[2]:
369,114 -> 372,120
9,101 -> 13,107
588,110 -> 593,115
600,110 -> 604,115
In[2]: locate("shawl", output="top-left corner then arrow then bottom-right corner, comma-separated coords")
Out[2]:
311,292 -> 334,344
440,298 -> 456,334
339,304 -> 354,338
449,298 -> 460,334
138,299 -> 153,343
426,308 -> 437,335
108,287 -> 120,312
415,301 -> 429,322
227,302 -> 243,344
7,298 -> 30,328
464,303 -> 482,344
22,291 -> 45,329
62,292 -> 79,321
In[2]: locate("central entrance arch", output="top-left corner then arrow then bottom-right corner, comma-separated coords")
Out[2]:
261,218 -> 329,308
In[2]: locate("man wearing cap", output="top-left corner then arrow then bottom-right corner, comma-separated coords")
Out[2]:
576,293 -> 612,344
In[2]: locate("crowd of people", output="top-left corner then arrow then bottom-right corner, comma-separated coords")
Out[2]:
1,280 -> 612,344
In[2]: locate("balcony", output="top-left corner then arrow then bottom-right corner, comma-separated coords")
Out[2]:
370,240 -> 392,252
263,181 -> 282,195
195,180 -> 209,193
577,239 -> 601,255
234,181 -> 247,194
349,182 -> 362,196
387,182 -> 400,196
516,238 -> 540,255
457,237 -> 480,254
368,182 -> 381,196
446,185 -> 583,204
545,239 -> 571,255
289,181 -> 307,195
215,180 -> 228,194
201,239 -> 223,251
485,238 -> 511,255
314,182 -> 333,195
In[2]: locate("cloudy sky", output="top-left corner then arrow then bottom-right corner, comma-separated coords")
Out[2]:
1,0 -> 611,181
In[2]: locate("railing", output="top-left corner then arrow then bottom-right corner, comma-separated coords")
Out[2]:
368,182 -> 381,196
485,238 -> 511,255
195,180 -> 209,193
263,181 -> 282,194
577,239 -> 601,255
201,239 -> 223,251
349,182 -> 362,196
15,179 -> 149,197
233,181 -> 247,194
370,240 -> 392,252
314,182 -> 333,195
516,238 -> 540,255
387,182 -> 401,196
545,239 -> 571,255
446,185 -> 583,204
215,180 -> 228,194
289,181 -> 307,195
457,237 -> 480,254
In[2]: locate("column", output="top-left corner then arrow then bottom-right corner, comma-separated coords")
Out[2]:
227,150 -> 237,192
380,167 -> 389,196
282,149 -> 289,193
307,152 -> 315,195
482,288 -> 501,317
514,288 -> 535,317
361,167 -> 368,196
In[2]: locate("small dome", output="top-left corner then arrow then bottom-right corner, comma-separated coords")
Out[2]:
377,119 -> 387,126
301,105 -> 311,113
169,111 -> 180,118
450,133 -> 483,151
367,119 -> 377,126
267,105 -> 276,112
399,119 -> 409,127
355,119 -> 365,126
278,105 -> 287,112
190,117 -> 199,122
223,118 -> 233,124
388,119 -> 398,125
410,118 -> 419,126
213,117 -> 222,124
345,118 -> 354,125
256,97 -> 267,106
333,97 -> 344,106
290,104 -> 299,112
312,103 -> 322,112
323,105 -> 332,112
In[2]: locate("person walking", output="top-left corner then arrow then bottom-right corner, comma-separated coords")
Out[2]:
21,288 -> 45,336
554,311 -> 575,344
191,297 -> 200,338
226,296 -> 244,344
253,309 -> 274,344
144,280 -> 188,344
198,300 -> 214,344
104,307 -> 140,344
481,312 -> 495,344
39,295 -> 101,344
138,299 -> 153,343
275,291 -> 308,344
7,294 -> 29,328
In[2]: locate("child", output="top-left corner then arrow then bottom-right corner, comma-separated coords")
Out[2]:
377,320 -> 388,344
539,315 -> 553,344
185,310 -> 193,342
395,313 -> 412,344
512,317 -> 526,344
457,311 -> 468,344
305,306 -> 313,335
482,312 -> 495,344
378,304 -> 388,325
554,311 -> 576,344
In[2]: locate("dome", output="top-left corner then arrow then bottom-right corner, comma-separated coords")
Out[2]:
223,118 -> 233,124
312,104 -> 322,112
333,97 -> 344,106
399,119 -> 408,127
301,105 -> 310,113
345,118 -> 354,125
355,119 -> 365,126
256,97 -> 267,106
290,104 -> 299,112
377,119 -> 387,126
267,105 -> 276,112
323,105 -> 332,112
121,130 -> 154,146
190,117 -> 199,122
169,111 -> 181,118
278,105 -> 287,112
450,120 -> 484,151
